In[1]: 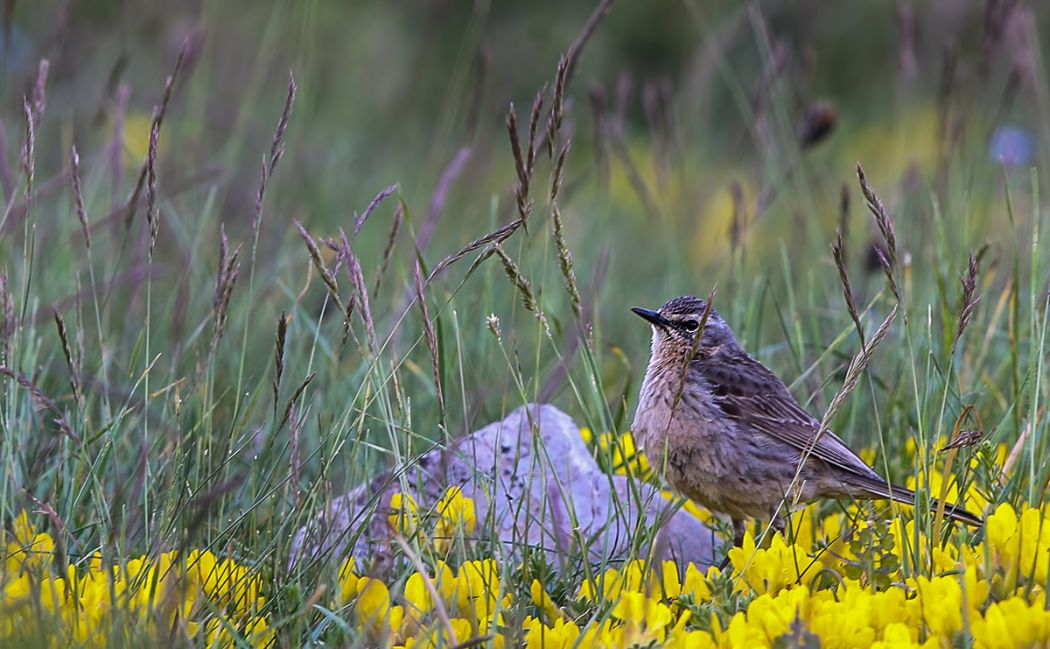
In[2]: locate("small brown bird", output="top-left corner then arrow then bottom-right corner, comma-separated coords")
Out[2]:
631,295 -> 982,547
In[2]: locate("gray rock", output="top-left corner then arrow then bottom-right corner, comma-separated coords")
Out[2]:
290,403 -> 717,573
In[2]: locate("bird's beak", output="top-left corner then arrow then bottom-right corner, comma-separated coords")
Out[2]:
631,307 -> 670,328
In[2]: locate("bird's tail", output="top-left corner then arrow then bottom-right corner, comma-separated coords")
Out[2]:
869,481 -> 983,527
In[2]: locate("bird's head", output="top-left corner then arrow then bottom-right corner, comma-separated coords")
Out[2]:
631,295 -> 735,359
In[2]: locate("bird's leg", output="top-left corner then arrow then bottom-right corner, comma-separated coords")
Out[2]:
733,518 -> 747,547
718,518 -> 747,571
771,514 -> 786,538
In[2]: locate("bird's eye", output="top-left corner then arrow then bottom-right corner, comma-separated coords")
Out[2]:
682,319 -> 699,331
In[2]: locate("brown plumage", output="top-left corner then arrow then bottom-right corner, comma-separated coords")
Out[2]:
630,295 -> 982,546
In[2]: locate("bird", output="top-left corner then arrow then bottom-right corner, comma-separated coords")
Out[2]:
630,294 -> 982,549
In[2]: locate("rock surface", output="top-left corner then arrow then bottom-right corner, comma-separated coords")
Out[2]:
291,403 -> 718,572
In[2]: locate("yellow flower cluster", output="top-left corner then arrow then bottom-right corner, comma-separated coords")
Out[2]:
338,498 -> 1050,648
389,487 -> 478,555
582,427 -> 653,480
335,431 -> 1050,649
1,511 -> 271,647
339,556 -> 511,648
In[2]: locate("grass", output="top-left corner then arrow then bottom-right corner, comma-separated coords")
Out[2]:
0,1 -> 1049,647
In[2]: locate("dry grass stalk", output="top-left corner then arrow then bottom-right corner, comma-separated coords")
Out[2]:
69,146 -> 90,249
856,164 -> 899,269
8,60 -> 47,226
20,99 -> 34,211
354,183 -> 399,237
493,244 -> 538,314
273,310 -> 289,419
425,216 -> 524,285
507,104 -> 526,188
420,0 -> 610,291
414,261 -> 445,419
0,367 -> 79,443
52,308 -> 81,407
799,304 -> 899,466
339,229 -> 377,352
269,73 -> 297,176
546,58 -> 568,157
560,0 -> 614,99
953,252 -> 981,353
288,400 -> 302,508
211,225 -> 242,353
279,372 -> 316,433
294,220 -> 344,312
550,142 -> 581,319
506,104 -> 536,231
528,85 -> 547,167
125,40 -> 189,229
253,74 -> 298,238
30,60 -> 49,124
873,245 -> 902,303
934,404 -> 985,537
832,229 -> 866,348
146,115 -> 161,256
373,201 -> 404,296
0,273 -> 11,361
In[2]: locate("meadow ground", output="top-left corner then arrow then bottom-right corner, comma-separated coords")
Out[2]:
0,2 -> 1049,647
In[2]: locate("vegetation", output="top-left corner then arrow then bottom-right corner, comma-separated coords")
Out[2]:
0,1 -> 1048,647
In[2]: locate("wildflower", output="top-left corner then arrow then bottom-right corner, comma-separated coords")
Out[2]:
434,487 -> 476,554
971,596 -> 1050,648
389,492 -> 420,538
356,576 -> 404,642
523,616 -> 580,649
404,618 -> 472,649
680,562 -> 713,602
338,556 -> 360,605
611,591 -> 675,646
729,531 -> 815,595
986,503 -> 1050,589
530,579 -> 560,621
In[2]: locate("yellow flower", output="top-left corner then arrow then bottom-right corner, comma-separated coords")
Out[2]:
611,591 -> 675,646
434,487 -> 476,554
680,562 -> 714,602
338,557 -> 360,605
389,492 -> 420,538
204,615 -> 274,649
454,560 -> 509,631
911,569 -> 985,639
530,579 -> 560,621
971,596 -> 1050,649
356,577 -> 404,642
404,571 -> 432,618
523,616 -> 580,649
712,609 -> 768,648
986,503 -> 1050,589
3,510 -> 54,574
729,532 -> 815,595
808,587 -> 877,648
404,618 -> 473,649
596,431 -> 653,479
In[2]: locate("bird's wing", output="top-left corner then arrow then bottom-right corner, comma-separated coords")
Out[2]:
697,349 -> 884,483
